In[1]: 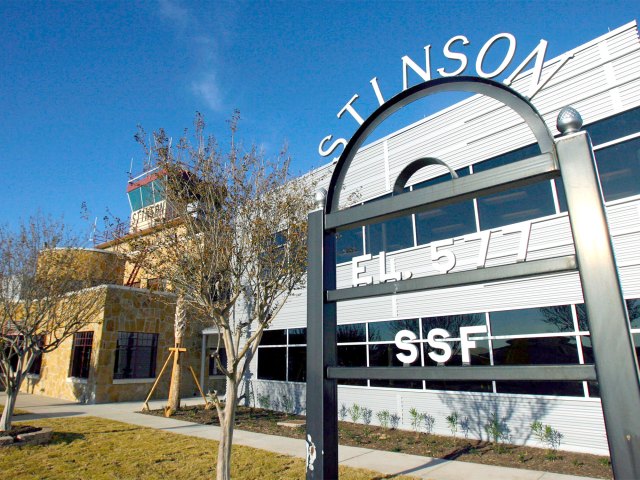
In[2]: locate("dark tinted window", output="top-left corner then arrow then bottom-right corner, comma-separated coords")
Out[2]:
337,323 -> 366,343
474,144 -> 555,230
288,347 -> 306,382
337,345 -> 367,386
413,168 -> 476,245
368,319 -> 419,342
587,107 -> 640,145
113,332 -> 158,379
288,328 -> 306,345
594,138 -> 640,202
493,336 -> 582,396
366,216 -> 414,255
257,347 -> 286,380
489,306 -> 575,336
492,336 -> 579,365
261,329 -> 287,345
368,344 -> 422,389
627,299 -> 640,329
336,228 -> 363,264
422,313 -> 485,337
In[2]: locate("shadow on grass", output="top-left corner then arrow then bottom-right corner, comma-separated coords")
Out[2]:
50,431 -> 85,445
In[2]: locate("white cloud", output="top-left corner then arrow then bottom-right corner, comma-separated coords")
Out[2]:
157,0 -> 231,111
191,72 -> 224,112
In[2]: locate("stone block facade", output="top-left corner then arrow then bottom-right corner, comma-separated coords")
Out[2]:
21,285 -> 204,404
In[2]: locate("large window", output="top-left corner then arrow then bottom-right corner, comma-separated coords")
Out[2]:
474,144 -> 556,230
113,332 -> 158,380
69,331 -> 94,379
593,137 -> 640,202
257,328 -> 307,382
413,167 -> 476,245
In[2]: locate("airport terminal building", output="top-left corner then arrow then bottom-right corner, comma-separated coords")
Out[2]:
249,21 -> 640,455
24,21 -> 640,456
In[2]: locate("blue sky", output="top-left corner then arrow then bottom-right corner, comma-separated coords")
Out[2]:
0,0 -> 637,240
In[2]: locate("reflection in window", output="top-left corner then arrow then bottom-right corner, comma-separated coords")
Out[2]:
594,138 -> 640,202
368,344 -> 422,389
337,323 -> 366,343
493,335 -> 582,396
337,345 -> 367,386
413,168 -> 476,245
474,144 -> 555,230
587,106 -> 640,146
492,337 -> 579,365
421,313 -> 485,337
366,216 -> 414,255
336,228 -> 363,264
368,319 -> 419,342
489,306 -> 575,336
113,332 -> 158,379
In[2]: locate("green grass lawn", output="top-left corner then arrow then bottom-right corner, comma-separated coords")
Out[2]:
0,416 -> 414,479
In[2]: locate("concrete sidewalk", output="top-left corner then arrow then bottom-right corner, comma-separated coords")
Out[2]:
5,392 -> 598,480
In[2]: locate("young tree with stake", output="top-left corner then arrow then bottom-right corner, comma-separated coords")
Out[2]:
136,112 -> 312,480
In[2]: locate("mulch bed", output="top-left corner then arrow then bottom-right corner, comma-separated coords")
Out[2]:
143,405 -> 613,479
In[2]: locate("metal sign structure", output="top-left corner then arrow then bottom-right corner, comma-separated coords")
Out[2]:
306,77 -> 640,479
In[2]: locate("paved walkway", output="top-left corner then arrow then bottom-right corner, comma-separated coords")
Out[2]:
4,392 -> 598,480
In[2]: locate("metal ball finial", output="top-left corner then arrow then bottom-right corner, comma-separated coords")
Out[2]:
557,106 -> 583,135
313,188 -> 327,210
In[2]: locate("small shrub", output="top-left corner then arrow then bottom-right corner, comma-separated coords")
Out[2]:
361,407 -> 372,425
484,413 -> 509,453
446,411 -> 459,438
349,404 -> 362,423
390,413 -> 400,429
339,403 -> 348,421
409,407 -> 422,432
257,393 -> 271,410
531,420 -> 563,457
460,416 -> 470,439
518,452 -> 527,463
280,395 -> 293,414
376,410 -> 390,428
572,459 -> 584,467
423,414 -> 435,435
598,458 -> 611,467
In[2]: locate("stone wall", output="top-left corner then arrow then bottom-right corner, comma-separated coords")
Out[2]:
22,285 -> 205,404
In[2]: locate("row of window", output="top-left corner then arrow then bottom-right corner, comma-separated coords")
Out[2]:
257,299 -> 640,398
69,331 -> 158,380
127,178 -> 166,212
336,107 -> 640,263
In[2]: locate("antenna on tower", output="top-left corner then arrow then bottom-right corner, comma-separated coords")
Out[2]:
88,217 -> 98,245
127,158 -> 134,179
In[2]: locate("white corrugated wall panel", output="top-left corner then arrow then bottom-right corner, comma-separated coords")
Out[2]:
249,24 -> 640,457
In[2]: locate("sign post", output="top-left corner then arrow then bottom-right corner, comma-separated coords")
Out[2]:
306,77 -> 640,479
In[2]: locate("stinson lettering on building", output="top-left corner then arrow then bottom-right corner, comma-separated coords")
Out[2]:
319,32 -> 572,159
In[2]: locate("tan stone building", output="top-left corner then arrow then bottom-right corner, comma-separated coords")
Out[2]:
21,243 -> 216,404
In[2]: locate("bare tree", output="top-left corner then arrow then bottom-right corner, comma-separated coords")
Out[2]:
134,112 -> 312,479
0,215 -> 102,431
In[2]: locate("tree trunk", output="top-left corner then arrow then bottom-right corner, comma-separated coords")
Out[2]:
0,385 -> 18,432
216,378 -> 238,480
166,296 -> 187,416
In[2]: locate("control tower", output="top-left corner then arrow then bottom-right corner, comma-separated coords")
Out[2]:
126,167 -> 168,232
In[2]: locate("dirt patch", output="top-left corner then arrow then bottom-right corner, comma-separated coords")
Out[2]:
143,405 -> 613,479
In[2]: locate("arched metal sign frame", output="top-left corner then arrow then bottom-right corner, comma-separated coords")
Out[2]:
306,77 -> 640,479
